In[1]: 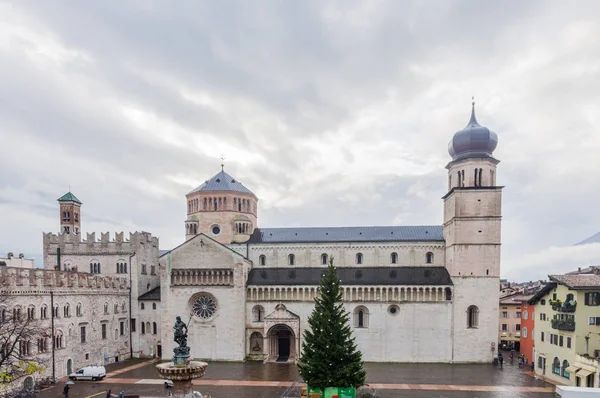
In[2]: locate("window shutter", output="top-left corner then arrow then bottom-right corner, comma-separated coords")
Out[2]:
596,317 -> 600,325
585,293 -> 590,305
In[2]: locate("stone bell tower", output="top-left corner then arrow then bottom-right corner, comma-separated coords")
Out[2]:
443,101 -> 503,363
57,191 -> 82,235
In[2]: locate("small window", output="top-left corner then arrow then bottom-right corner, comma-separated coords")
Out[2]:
354,306 -> 369,328
152,303 -> 156,310
356,253 -> 363,265
259,255 -> 266,266
467,305 -> 479,328
426,252 -> 434,264
552,357 -> 560,375
141,322 -> 145,334
153,322 -> 157,334
151,265 -> 156,275
321,253 -> 328,265
252,305 -> 265,322
288,254 -> 295,266
141,303 -> 145,310
390,252 -> 398,264
80,326 -> 86,343
388,305 -> 399,315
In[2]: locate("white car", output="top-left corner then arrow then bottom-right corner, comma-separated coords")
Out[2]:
69,366 -> 107,381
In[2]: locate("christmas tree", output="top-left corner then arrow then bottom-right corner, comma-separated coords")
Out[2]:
298,257 -> 366,390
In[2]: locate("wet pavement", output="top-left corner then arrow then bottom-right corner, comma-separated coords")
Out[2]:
36,358 -> 555,398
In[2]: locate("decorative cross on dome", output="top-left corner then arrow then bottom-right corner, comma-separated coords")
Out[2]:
220,155 -> 225,171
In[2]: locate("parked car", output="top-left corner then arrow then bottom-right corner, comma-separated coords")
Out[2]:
69,366 -> 107,381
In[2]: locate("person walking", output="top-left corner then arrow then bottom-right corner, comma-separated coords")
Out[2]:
63,384 -> 70,398
498,353 -> 504,369
509,351 -> 514,365
106,389 -> 112,398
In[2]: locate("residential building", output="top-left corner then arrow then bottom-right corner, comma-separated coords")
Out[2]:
520,299 -> 535,362
0,253 -> 34,269
529,273 -> 600,387
499,293 -> 530,351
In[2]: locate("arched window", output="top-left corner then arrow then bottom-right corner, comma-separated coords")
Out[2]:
523,310 -> 528,320
259,255 -> 266,266
390,252 -> 398,264
122,303 -> 126,312
40,305 -> 47,320
522,327 -> 528,339
252,305 -> 265,322
552,357 -> 561,375
566,293 -> 574,302
474,168 -> 478,187
354,306 -> 369,328
141,303 -> 145,310
152,303 -> 156,310
562,360 -> 570,378
63,304 -> 70,318
76,303 -> 82,317
321,254 -> 328,265
153,322 -> 157,334
356,253 -> 363,265
54,330 -> 64,349
467,305 -> 479,328
426,252 -> 434,264
445,287 -> 452,301
53,304 -> 59,318
104,302 -> 109,314
478,168 -> 482,186
141,322 -> 145,334
288,254 -> 295,266
146,322 -> 151,334
114,304 -> 118,313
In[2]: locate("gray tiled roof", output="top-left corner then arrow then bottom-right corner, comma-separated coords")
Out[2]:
138,286 -> 161,301
550,274 -> 600,290
247,266 -> 452,286
188,170 -> 253,195
159,250 -> 170,257
249,225 -> 443,244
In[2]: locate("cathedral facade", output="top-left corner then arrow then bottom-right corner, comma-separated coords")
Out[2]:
160,104 -> 503,363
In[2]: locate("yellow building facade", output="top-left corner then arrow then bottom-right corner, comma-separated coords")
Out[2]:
529,274 -> 600,387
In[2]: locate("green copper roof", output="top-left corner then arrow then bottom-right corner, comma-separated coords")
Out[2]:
57,192 -> 82,204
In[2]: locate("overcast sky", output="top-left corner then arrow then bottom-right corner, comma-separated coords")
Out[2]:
1,1 -> 599,281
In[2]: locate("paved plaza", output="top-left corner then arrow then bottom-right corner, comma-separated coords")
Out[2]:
36,358 -> 556,398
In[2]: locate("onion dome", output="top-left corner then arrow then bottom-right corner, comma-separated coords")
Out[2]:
448,102 -> 498,162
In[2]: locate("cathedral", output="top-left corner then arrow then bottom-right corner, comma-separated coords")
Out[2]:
159,102 -> 502,363
29,103 -> 501,380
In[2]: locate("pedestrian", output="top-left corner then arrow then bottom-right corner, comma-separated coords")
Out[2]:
107,389 -> 112,398
530,361 -> 535,372
509,351 -> 514,365
63,384 -> 70,398
498,353 -> 504,369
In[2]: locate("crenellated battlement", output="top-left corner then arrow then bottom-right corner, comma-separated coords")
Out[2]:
44,231 -> 159,251
0,266 -> 129,292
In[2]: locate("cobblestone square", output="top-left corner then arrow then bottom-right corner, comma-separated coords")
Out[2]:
36,359 -> 556,398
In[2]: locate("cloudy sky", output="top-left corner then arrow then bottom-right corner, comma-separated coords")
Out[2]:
1,0 -> 599,281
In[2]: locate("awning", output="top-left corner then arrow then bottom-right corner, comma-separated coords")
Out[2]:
565,365 -> 580,373
576,369 -> 594,378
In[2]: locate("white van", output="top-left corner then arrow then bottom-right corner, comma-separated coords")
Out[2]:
69,366 -> 107,381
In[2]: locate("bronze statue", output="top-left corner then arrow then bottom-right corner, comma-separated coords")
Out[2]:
173,316 -> 188,348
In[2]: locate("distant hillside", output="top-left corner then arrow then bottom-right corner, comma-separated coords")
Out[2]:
576,232 -> 600,246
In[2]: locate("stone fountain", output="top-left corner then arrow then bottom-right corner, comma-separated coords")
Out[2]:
156,316 -> 208,398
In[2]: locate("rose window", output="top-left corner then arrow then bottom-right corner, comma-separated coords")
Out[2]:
193,295 -> 217,319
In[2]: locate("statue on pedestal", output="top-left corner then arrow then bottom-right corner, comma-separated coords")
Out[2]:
173,315 -> 191,365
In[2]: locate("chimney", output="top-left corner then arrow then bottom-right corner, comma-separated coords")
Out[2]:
578,267 -> 582,272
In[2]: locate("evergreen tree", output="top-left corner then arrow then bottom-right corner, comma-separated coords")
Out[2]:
298,257 -> 366,390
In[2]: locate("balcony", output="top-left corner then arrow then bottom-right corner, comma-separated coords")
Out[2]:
551,300 -> 577,313
551,319 -> 575,331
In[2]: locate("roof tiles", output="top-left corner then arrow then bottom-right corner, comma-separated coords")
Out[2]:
249,225 -> 443,244
188,170 -> 253,195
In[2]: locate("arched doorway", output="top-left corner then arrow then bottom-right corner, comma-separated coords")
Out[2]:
267,324 -> 295,362
66,359 -> 73,375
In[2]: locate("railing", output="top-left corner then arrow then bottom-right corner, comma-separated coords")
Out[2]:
552,301 -> 577,313
551,319 -> 575,331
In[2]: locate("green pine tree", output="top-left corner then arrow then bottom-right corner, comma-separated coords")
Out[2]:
298,257 -> 366,391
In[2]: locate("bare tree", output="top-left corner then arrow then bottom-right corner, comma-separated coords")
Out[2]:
0,277 -> 49,389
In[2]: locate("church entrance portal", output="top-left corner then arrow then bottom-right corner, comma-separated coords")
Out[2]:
267,324 -> 295,363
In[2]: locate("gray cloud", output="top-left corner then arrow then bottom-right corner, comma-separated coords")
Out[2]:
1,0 -> 599,279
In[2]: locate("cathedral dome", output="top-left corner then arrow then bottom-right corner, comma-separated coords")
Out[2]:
188,170 -> 254,195
448,103 -> 498,162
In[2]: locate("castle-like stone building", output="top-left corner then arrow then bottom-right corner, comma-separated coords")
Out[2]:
1,103 -> 502,391
160,103 -> 503,363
